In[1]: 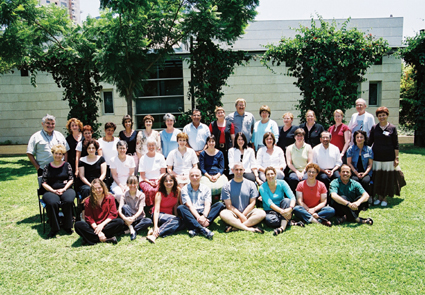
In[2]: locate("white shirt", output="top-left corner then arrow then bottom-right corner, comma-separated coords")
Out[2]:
348,112 -> 375,143
97,137 -> 119,166
166,148 -> 199,175
110,155 -> 136,185
182,122 -> 211,151
312,143 -> 342,170
256,146 -> 286,170
139,153 -> 167,179
228,147 -> 257,174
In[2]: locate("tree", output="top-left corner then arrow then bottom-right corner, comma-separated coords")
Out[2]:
178,0 -> 259,126
399,30 -> 425,147
0,1 -> 103,135
261,16 -> 389,129
399,65 -> 416,129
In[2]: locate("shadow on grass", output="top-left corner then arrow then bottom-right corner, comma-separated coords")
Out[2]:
399,145 -> 425,155
0,158 -> 36,181
368,197 -> 404,209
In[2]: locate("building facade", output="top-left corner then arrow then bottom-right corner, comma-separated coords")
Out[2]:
0,17 -> 403,144
39,0 -> 81,24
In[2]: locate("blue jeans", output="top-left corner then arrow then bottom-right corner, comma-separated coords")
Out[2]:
177,202 -> 225,230
293,205 -> 335,223
264,198 -> 292,228
153,213 -> 185,237
121,204 -> 153,232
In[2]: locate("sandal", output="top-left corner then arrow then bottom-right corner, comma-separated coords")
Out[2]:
358,217 -> 373,226
290,220 -> 305,227
146,235 -> 156,244
317,217 -> 332,227
254,227 -> 264,234
273,227 -> 285,236
336,215 -> 347,225
225,226 -> 233,233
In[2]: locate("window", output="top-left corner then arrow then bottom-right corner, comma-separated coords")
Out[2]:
135,59 -> 184,129
46,0 -> 51,3
103,91 -> 114,114
20,69 -> 29,77
369,81 -> 381,106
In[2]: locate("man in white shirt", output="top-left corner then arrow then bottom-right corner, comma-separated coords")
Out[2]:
348,98 -> 375,143
313,132 -> 342,189
27,114 -> 69,176
183,109 -> 211,156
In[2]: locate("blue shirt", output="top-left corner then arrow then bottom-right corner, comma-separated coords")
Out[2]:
199,150 -> 225,175
221,179 -> 258,212
347,145 -> 374,176
226,111 -> 256,143
181,183 -> 211,210
251,119 -> 279,151
160,128 -> 181,158
259,179 -> 295,211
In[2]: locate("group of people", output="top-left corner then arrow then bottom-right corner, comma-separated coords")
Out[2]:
26,97 -> 405,244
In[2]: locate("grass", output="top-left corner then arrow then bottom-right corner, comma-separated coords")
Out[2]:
0,146 -> 424,294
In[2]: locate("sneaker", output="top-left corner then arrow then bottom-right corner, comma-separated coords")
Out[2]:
200,227 -> 214,240
188,229 -> 198,238
381,201 -> 388,207
373,199 -> 381,205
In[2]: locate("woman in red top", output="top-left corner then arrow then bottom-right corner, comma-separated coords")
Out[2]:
292,163 -> 335,226
146,173 -> 184,243
328,109 -> 351,162
74,179 -> 125,245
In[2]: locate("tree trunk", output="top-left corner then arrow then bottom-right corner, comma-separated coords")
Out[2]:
126,93 -> 133,118
414,129 -> 425,147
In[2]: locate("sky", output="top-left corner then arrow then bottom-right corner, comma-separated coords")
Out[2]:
80,0 -> 425,38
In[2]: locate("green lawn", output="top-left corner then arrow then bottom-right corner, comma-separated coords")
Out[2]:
1,146 -> 424,294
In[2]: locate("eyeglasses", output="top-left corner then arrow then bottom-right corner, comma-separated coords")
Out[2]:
307,170 -> 318,174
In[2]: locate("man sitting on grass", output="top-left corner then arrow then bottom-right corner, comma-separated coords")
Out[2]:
220,162 -> 266,233
177,168 -> 225,239
330,164 -> 373,225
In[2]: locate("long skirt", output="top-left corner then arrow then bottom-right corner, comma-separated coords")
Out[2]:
372,161 -> 406,198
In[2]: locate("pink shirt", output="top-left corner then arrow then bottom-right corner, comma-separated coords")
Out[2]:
328,124 -> 349,152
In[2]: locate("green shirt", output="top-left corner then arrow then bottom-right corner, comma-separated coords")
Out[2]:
329,178 -> 365,202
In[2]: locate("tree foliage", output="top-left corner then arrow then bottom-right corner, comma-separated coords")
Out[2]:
261,16 -> 389,129
0,1 -> 103,135
399,31 -> 425,146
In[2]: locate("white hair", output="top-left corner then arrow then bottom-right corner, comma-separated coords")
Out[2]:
42,114 -> 56,123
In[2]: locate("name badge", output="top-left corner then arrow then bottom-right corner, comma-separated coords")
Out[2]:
364,153 -> 370,158
383,131 -> 390,136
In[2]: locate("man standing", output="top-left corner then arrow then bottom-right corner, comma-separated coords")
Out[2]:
226,98 -> 256,144
177,168 -> 225,239
330,165 -> 373,225
27,114 -> 69,176
220,163 -> 266,233
348,98 -> 375,142
313,131 -> 342,189
183,109 -> 211,157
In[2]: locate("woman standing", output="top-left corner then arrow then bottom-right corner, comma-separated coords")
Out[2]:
368,107 -> 404,207
75,125 -> 95,177
299,110 -> 324,148
160,113 -> 181,159
209,107 -> 235,176
119,115 -> 138,174
110,141 -> 136,202
146,173 -> 184,244
136,115 -> 162,159
227,132 -> 258,183
65,118 -> 83,176
259,167 -> 297,236
293,163 -> 334,226
285,128 -> 313,192
328,110 -> 351,162
256,132 -> 286,184
251,105 -> 279,151
78,139 -> 107,200
97,122 -> 119,187
41,144 -> 76,238
347,130 -> 373,195
199,135 -> 228,196
74,179 -> 125,245
276,112 -> 298,155
139,138 -> 167,207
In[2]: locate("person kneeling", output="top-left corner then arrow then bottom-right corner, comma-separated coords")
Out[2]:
177,168 -> 225,239
330,165 -> 373,225
75,179 -> 125,245
118,176 -> 153,241
220,163 -> 266,234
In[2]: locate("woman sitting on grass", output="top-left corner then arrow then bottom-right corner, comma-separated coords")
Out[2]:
146,173 -> 184,244
74,179 -> 125,245
259,166 -> 299,236
118,176 -> 153,241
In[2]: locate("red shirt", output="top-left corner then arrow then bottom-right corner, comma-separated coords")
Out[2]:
84,194 -> 118,225
328,124 -> 349,152
296,180 -> 327,208
209,123 -> 235,144
154,191 -> 178,215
